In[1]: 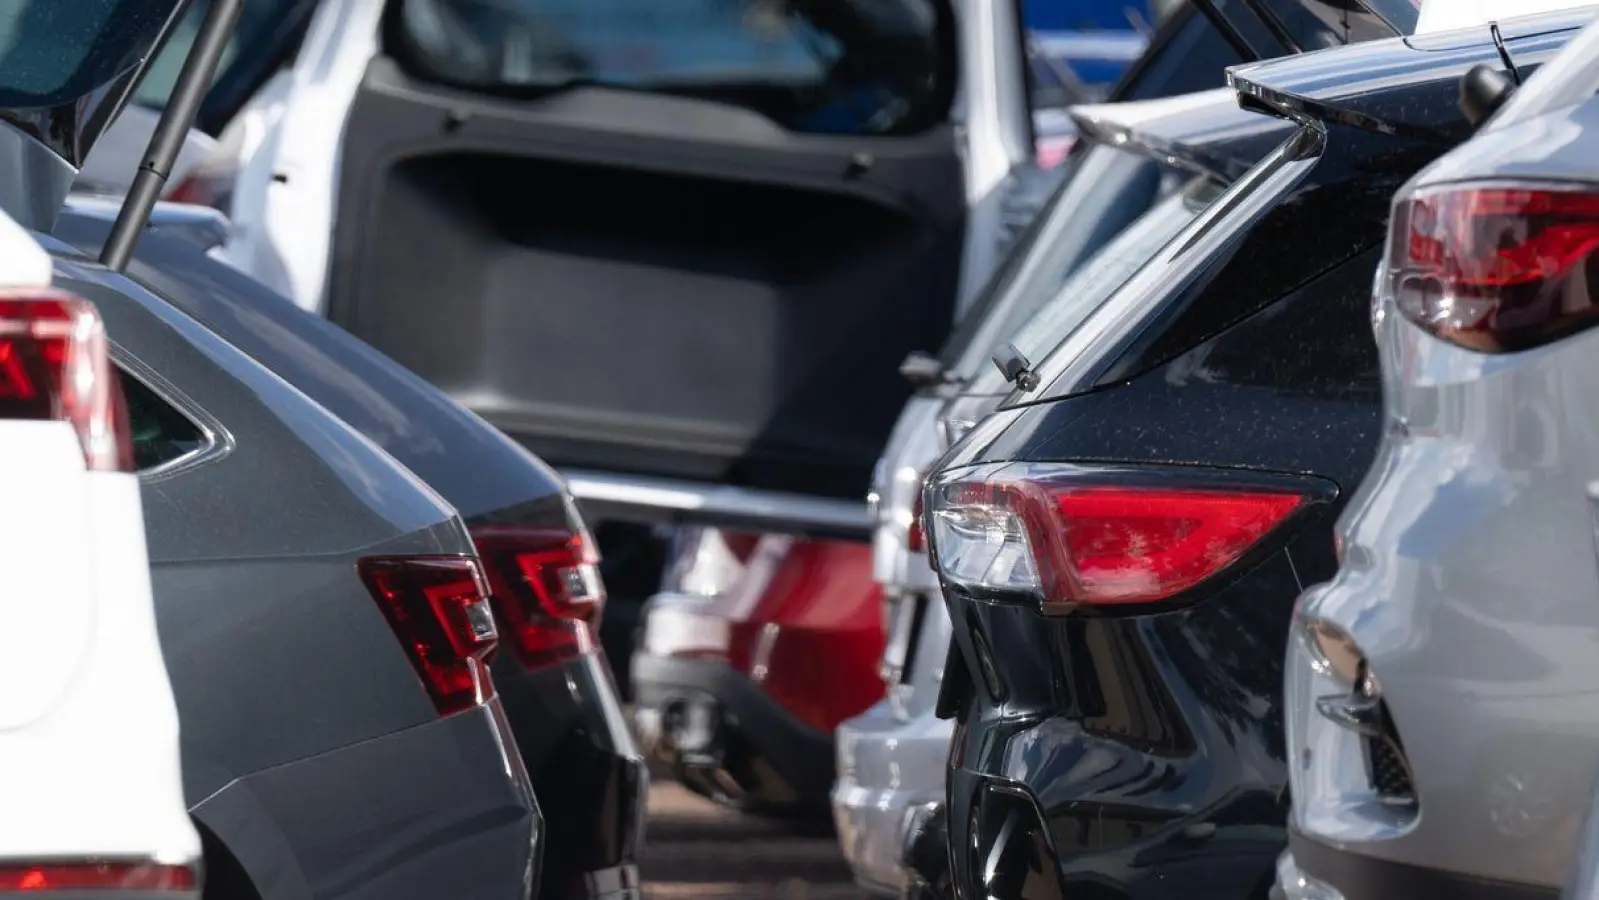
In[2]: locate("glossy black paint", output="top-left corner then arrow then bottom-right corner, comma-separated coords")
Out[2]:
49,212 -> 649,898
928,24 -> 1584,900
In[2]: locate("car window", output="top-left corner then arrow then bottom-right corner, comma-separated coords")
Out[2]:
132,0 -> 312,134
0,0 -> 184,108
1007,177 -> 1222,371
385,0 -> 956,136
119,369 -> 208,473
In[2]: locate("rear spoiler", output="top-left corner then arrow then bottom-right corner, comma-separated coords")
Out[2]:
1067,88 -> 1294,183
1227,7 -> 1596,144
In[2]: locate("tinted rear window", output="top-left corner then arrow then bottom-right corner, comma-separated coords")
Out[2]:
386,0 -> 955,136
0,0 -> 184,108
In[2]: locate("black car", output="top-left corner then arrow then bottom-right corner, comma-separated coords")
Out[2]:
53,204 -> 648,900
922,8 -> 1592,900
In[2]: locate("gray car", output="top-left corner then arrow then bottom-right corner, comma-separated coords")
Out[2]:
1281,10 -> 1599,899
0,1 -> 543,898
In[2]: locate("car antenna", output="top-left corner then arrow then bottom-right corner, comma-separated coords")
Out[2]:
101,0 -> 245,273
1489,21 -> 1523,86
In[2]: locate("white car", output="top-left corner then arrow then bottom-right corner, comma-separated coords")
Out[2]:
0,209 -> 199,893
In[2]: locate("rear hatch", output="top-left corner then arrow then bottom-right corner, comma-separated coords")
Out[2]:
1007,7 -> 1596,405
318,0 -> 1415,507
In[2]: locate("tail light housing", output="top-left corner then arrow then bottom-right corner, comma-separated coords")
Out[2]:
926,463 -> 1313,611
471,524 -> 605,671
0,860 -> 198,892
907,489 -> 926,553
357,555 -> 498,716
1390,182 -> 1599,353
0,292 -> 132,472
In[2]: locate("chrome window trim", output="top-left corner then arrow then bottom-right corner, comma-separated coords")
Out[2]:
110,341 -> 234,483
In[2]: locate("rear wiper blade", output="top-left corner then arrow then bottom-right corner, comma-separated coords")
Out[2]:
102,0 -> 244,272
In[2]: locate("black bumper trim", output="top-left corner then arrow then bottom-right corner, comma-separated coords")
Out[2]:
1289,831 -> 1559,900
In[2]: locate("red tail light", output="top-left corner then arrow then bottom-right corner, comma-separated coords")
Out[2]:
0,860 -> 197,891
907,489 -> 926,553
357,555 -> 498,716
0,292 -> 132,472
926,463 -> 1309,610
1390,183 -> 1599,352
471,526 -> 605,671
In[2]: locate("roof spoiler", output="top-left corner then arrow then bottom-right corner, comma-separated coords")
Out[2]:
1226,8 -> 1595,145
1067,88 -> 1295,182
100,0 -> 243,272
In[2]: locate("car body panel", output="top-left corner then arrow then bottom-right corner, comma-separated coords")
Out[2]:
0,206 -> 199,876
1284,15 -> 1599,896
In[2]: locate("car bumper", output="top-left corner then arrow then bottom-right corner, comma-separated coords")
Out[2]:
632,652 -> 833,816
192,698 -> 540,900
1276,832 -> 1559,900
832,700 -> 952,895
496,653 -> 648,900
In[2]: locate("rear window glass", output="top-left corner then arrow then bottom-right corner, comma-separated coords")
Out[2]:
1006,178 -> 1221,371
0,0 -> 185,108
120,369 -> 208,473
386,0 -> 955,136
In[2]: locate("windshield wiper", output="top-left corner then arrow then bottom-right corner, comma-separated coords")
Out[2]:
102,0 -> 243,272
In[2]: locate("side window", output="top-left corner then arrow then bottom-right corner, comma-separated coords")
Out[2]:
118,369 -> 207,472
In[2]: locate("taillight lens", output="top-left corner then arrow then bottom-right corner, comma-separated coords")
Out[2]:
471,526 -> 606,671
357,555 -> 498,716
926,464 -> 1308,610
0,292 -> 133,472
907,488 -> 926,553
0,860 -> 197,891
1390,182 -> 1599,353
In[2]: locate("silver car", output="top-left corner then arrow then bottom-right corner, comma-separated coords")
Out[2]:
1281,10 -> 1599,899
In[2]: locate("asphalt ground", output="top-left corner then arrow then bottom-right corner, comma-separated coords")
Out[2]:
639,766 -> 860,900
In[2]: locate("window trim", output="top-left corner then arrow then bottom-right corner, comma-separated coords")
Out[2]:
110,342 -> 233,482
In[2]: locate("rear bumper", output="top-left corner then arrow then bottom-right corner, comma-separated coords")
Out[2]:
192,699 -> 541,900
495,653 -> 648,900
832,700 -> 952,894
632,653 -> 833,816
1280,831 -> 1559,900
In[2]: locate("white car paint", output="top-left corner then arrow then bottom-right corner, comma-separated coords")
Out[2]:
1415,0 -> 1594,34
0,213 -> 198,873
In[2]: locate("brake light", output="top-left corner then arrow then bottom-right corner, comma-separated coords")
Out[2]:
0,292 -> 132,472
1390,183 -> 1599,352
926,464 -> 1307,609
471,526 -> 605,670
0,860 -> 197,891
357,556 -> 498,716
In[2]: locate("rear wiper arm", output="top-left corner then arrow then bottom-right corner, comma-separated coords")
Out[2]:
102,0 -> 244,272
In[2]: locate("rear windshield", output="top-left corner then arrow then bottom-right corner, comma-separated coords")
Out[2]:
0,0 -> 185,108
1004,177 -> 1221,375
387,0 -> 955,136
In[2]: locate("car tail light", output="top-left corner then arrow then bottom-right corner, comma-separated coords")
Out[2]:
1390,182 -> 1599,353
0,860 -> 197,891
0,292 -> 132,472
926,463 -> 1309,610
471,526 -> 605,670
357,555 -> 498,716
907,489 -> 926,553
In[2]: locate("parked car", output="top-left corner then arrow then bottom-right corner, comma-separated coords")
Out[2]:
922,6 -> 1599,900
833,0 -> 1370,888
1281,12 -> 1599,900
635,526 -> 883,818
0,2 -> 545,896
0,214 -> 201,896
53,195 -> 649,900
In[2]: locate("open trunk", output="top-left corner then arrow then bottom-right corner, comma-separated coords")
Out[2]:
324,1 -> 969,506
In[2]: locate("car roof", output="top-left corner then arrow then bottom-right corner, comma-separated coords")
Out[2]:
1415,0 -> 1594,35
